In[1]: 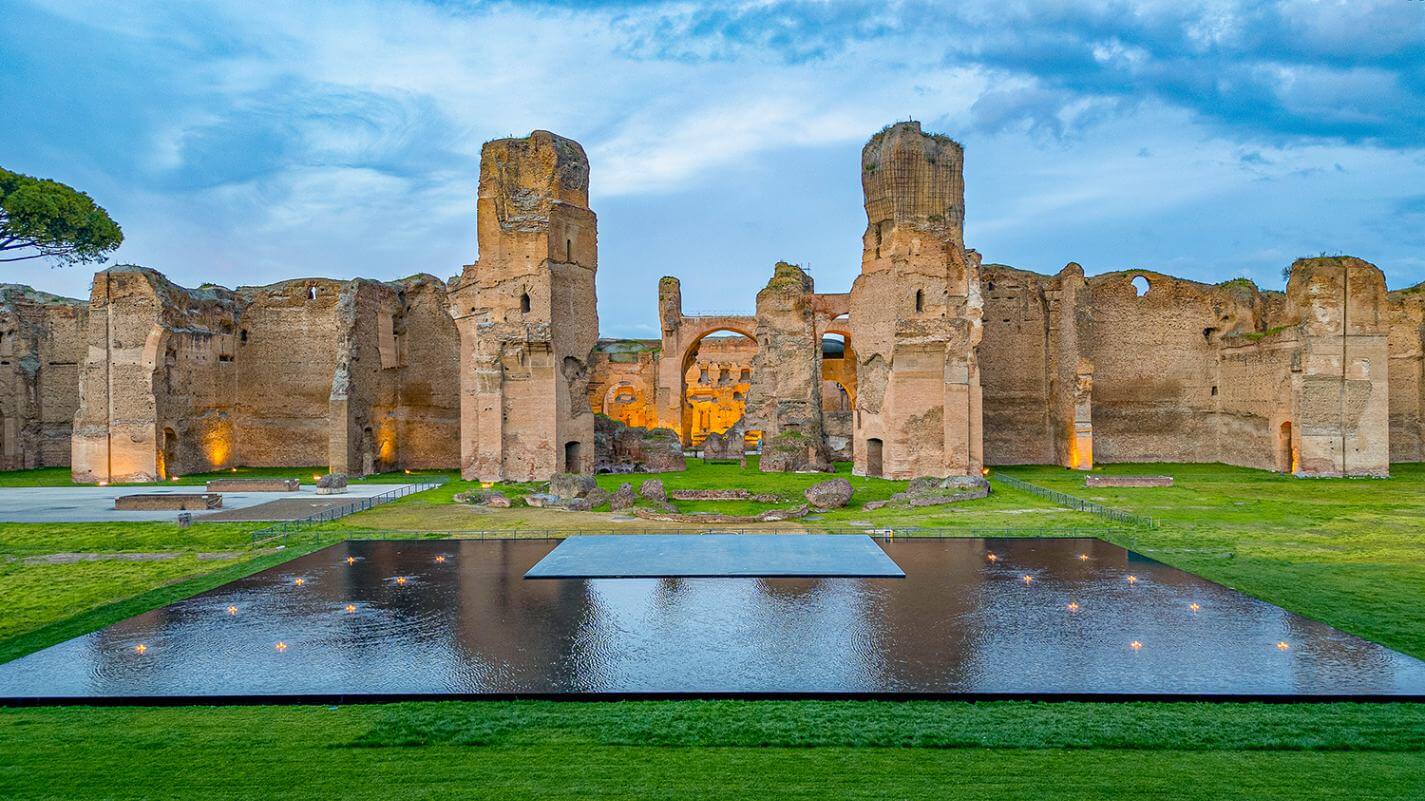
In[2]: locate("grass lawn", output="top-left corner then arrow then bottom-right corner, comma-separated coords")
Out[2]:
326,458 -> 1088,533
1,460 -> 1424,798
2,701 -> 1424,800
996,462 -> 1425,659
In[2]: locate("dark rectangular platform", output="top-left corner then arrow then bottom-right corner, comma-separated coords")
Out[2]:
524,534 -> 905,579
114,493 -> 222,511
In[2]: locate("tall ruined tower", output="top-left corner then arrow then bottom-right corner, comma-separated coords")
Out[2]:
448,131 -> 599,482
849,121 -> 983,479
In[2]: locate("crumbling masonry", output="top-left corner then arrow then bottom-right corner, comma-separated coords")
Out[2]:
1,123 -> 1410,484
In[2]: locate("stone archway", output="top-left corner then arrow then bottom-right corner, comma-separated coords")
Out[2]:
677,327 -> 758,447
655,277 -> 761,446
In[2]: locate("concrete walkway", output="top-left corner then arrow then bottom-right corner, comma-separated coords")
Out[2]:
0,484 -> 416,523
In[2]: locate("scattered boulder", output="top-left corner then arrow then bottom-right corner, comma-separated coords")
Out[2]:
456,488 -> 512,508
550,472 -> 598,500
702,421 -> 745,460
316,473 -> 349,495
525,492 -> 561,508
586,487 -> 611,509
759,429 -> 833,474
610,483 -> 637,511
594,415 -> 686,474
566,497 -> 592,512
639,478 -> 666,503
888,475 -> 990,507
804,477 -> 853,509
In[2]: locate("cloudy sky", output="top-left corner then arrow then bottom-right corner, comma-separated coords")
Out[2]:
3,0 -> 1423,336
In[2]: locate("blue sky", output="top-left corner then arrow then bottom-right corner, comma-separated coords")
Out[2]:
3,0 -> 1424,337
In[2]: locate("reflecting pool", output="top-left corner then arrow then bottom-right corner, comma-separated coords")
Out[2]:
2,537 -> 1423,699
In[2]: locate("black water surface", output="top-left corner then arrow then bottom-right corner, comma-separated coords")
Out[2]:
3,537 -> 1423,698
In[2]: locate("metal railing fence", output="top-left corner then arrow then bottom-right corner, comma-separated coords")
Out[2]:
249,479 -> 448,544
992,474 -> 1157,529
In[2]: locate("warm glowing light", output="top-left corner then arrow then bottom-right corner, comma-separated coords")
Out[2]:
1126,575 -> 1138,584
986,553 -> 998,562
171,476 -> 181,482
293,578 -> 305,587
313,474 -> 321,481
435,555 -> 447,564
1078,553 -> 1089,561
226,605 -> 238,616
480,482 -> 494,489
404,469 -> 412,475
97,480 -> 109,487
1189,602 -> 1201,612
395,576 -> 408,585
275,641 -> 288,652
345,604 -> 357,614
346,556 -> 357,565
1066,601 -> 1080,612
1276,641 -> 1290,651
1130,640 -> 1143,651
134,643 -> 148,655
981,467 -> 990,477
1022,575 -> 1034,585
230,467 -> 238,473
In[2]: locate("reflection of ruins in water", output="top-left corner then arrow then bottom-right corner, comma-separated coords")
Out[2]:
5,538 -> 1424,698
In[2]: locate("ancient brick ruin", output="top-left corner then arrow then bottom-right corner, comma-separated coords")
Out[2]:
0,123 -> 1414,483
69,267 -> 458,483
0,285 -> 85,470
447,130 -> 599,482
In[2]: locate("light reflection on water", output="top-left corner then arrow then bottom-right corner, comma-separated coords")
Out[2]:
2,537 -> 1424,698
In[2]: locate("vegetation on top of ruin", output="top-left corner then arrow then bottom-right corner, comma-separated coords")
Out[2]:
1215,277 -> 1258,293
0,166 -> 122,265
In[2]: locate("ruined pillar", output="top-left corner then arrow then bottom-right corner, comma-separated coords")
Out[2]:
1046,263 -> 1093,469
848,121 -> 983,479
654,276 -> 686,436
747,262 -> 832,472
1285,257 -> 1390,477
448,130 -> 599,482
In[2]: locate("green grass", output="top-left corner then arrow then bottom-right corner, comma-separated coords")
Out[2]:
3,461 -> 1425,798
328,458 -> 1084,533
995,462 -> 1425,659
2,702 -> 1423,800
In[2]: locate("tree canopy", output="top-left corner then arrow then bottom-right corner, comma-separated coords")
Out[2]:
0,167 -> 122,265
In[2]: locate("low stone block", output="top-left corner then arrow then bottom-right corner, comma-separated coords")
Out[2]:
1085,475 -> 1174,488
205,478 -> 301,492
115,493 -> 223,511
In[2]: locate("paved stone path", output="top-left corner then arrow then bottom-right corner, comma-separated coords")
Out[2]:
0,484 -> 414,523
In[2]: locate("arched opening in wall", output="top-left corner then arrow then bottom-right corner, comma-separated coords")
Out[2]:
566,238 -> 572,263
564,440 -> 582,472
520,292 -> 531,314
865,438 -> 884,478
819,332 -> 858,414
914,289 -> 924,313
1278,421 -> 1296,473
681,328 -> 760,449
602,382 -> 647,428
1131,275 -> 1150,297
307,286 -> 318,301
161,428 -> 178,480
